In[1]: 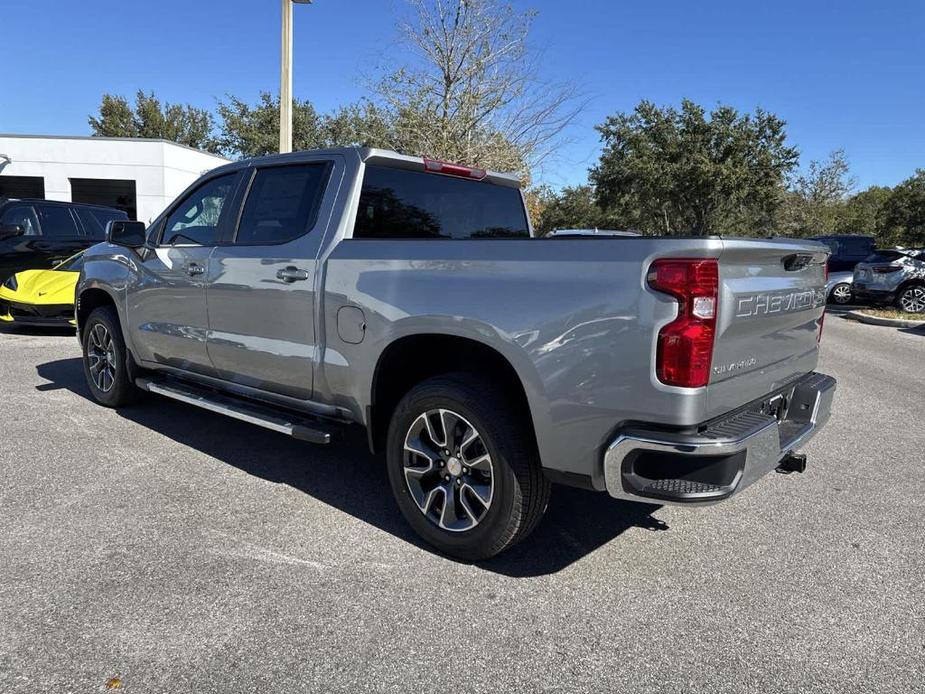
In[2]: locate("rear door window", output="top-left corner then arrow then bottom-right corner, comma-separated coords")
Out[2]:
36,204 -> 81,238
234,164 -> 329,245
76,207 -> 128,240
353,165 -> 529,239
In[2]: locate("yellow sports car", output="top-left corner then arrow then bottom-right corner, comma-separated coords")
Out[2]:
0,252 -> 84,327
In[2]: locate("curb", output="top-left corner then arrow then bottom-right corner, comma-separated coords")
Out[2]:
846,310 -> 925,328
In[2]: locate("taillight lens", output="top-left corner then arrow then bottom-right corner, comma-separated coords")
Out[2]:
647,258 -> 719,388
423,158 -> 487,180
872,265 -> 902,273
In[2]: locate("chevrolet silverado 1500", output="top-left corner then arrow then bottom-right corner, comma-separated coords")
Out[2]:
76,147 -> 836,559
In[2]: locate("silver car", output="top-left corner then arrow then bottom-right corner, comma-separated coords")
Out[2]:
825,270 -> 855,305
853,248 -> 925,313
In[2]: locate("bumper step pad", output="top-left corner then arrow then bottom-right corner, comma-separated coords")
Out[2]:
640,478 -> 726,497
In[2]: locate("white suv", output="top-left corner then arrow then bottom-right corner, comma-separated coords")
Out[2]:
853,248 -> 925,313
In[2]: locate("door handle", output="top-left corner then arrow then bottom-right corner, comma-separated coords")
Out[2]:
187,262 -> 206,276
276,266 -> 309,283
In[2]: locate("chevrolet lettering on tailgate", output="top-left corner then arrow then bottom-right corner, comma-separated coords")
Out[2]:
735,289 -> 825,319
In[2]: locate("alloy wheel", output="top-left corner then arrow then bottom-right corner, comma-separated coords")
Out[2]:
899,286 -> 925,313
831,283 -> 852,304
402,408 -> 495,532
87,323 -> 117,392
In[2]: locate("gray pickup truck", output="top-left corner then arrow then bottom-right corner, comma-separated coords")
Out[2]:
76,147 -> 836,559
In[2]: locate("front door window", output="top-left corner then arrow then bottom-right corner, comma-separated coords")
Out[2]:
162,174 -> 238,246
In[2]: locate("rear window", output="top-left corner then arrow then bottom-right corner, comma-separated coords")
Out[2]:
76,207 -> 128,240
353,165 -> 529,239
838,237 -> 875,257
863,250 -> 905,263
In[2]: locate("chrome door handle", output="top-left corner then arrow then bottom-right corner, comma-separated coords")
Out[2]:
276,266 -> 309,283
187,263 -> 206,276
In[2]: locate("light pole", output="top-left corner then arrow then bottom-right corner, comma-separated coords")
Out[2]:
280,0 -> 312,154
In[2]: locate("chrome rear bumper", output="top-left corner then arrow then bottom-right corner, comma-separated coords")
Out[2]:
603,372 -> 837,504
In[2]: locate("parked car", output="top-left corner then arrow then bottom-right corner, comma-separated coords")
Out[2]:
75,147 -> 836,559
0,251 -> 84,327
809,234 -> 876,273
852,248 -> 925,313
825,270 -> 855,305
0,198 -> 128,284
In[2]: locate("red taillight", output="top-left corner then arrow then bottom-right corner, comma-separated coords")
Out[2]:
872,265 -> 902,273
423,158 -> 487,180
647,258 -> 719,388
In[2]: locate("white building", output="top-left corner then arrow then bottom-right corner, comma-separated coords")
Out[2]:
0,134 -> 231,223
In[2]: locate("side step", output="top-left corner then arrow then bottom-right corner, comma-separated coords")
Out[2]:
135,378 -> 333,444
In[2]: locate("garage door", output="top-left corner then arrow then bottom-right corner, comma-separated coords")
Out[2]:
70,178 -> 137,220
0,175 -> 45,199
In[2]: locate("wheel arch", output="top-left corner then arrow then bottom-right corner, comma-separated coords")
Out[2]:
897,277 -> 925,293
367,333 -> 539,459
75,285 -> 120,340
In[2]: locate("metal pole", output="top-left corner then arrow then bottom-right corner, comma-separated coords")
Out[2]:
279,0 -> 293,153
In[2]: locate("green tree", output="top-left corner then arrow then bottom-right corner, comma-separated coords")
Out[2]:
215,92 -> 324,158
834,185 -> 892,236
590,99 -> 799,236
89,91 -> 218,152
778,149 -> 855,236
214,93 -> 396,159
531,185 -> 610,235
878,170 -> 925,247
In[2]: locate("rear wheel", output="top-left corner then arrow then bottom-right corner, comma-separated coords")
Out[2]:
897,284 -> 925,313
81,306 -> 139,407
829,282 -> 853,305
385,374 -> 550,561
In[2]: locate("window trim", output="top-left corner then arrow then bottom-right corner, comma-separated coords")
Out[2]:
155,171 -> 244,248
229,161 -> 333,247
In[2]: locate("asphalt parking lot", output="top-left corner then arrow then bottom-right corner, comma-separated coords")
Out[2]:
0,313 -> 922,693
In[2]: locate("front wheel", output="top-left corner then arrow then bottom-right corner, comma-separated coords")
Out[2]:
385,374 -> 550,561
896,284 -> 925,313
829,282 -> 853,305
81,306 -> 139,407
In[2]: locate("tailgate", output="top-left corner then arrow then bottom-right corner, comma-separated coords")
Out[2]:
707,238 -> 828,418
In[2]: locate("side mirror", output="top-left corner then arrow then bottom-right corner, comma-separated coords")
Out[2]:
0,223 -> 24,240
105,220 -> 147,248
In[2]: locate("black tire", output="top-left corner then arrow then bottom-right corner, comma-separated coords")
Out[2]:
385,373 -> 551,561
829,282 -> 853,305
81,305 -> 139,408
895,283 -> 925,313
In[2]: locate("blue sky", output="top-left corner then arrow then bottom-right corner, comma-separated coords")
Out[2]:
2,0 -> 922,190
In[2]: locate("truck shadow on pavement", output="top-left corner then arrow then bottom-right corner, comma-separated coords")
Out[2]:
36,357 -> 668,578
